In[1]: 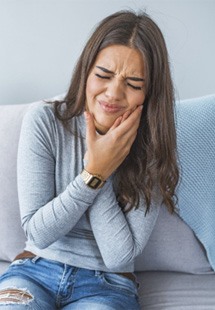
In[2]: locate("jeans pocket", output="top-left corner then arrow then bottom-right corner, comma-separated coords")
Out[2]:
101,272 -> 138,296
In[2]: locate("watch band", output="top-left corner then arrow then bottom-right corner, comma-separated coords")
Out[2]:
81,169 -> 106,189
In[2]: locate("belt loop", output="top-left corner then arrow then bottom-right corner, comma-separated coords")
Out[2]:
95,270 -> 102,277
31,256 -> 40,263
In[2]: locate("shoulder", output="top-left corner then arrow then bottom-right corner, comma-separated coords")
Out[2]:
21,99 -> 85,140
23,101 -> 56,124
23,93 -> 66,124
21,100 -> 65,136
19,101 -> 62,149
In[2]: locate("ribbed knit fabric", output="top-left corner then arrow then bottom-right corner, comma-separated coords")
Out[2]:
176,94 -> 215,270
17,102 -> 160,273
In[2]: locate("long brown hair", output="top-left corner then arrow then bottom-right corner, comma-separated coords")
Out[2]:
54,10 -> 179,213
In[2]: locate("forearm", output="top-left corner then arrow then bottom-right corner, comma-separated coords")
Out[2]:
19,173 -> 101,249
89,181 -> 160,270
17,105 -> 102,249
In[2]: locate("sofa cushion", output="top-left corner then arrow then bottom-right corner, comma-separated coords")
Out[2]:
0,261 -> 10,276
135,205 -> 213,274
0,95 -> 64,264
0,104 -> 30,262
136,271 -> 215,309
135,94 -> 215,274
175,94 -> 215,270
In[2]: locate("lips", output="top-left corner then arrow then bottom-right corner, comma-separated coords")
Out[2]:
99,100 -> 125,113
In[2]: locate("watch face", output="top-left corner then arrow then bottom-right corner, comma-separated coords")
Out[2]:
88,176 -> 103,189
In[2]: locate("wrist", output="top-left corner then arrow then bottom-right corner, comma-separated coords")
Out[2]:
84,164 -> 109,181
81,168 -> 106,189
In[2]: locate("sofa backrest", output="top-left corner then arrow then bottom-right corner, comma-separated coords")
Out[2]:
0,103 -> 30,263
135,94 -> 215,272
0,94 -> 215,274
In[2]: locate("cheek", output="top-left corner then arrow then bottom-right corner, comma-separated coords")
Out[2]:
86,76 -> 102,100
130,92 -> 145,107
140,93 -> 145,104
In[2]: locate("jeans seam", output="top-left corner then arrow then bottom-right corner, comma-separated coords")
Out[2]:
56,265 -> 78,307
100,273 -> 137,296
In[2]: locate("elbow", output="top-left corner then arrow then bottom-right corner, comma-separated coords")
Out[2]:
22,220 -> 53,250
103,255 -> 133,270
103,246 -> 141,270
24,227 -> 51,250
104,260 -> 122,270
27,233 -> 50,249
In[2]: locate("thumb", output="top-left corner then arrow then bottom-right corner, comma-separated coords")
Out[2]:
84,111 -> 96,143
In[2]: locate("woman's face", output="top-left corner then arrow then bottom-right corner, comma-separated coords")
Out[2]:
85,45 -> 146,134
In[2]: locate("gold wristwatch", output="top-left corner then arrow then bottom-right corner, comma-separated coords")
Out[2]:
81,169 -> 106,189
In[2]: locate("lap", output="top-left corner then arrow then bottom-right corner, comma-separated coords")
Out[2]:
0,260 -> 55,310
62,301 -> 121,310
0,277 -> 54,309
0,258 -> 140,310
62,271 -> 140,310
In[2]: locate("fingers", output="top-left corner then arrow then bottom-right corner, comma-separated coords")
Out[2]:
115,105 -> 143,134
120,110 -> 132,123
109,105 -> 143,132
83,106 -> 143,179
110,116 -> 123,131
85,105 -> 142,147
84,151 -> 89,161
84,111 -> 96,143
122,105 -> 142,125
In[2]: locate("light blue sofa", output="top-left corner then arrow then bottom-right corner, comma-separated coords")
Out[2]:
0,95 -> 215,309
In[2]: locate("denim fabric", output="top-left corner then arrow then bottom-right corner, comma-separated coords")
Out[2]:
0,257 -> 140,309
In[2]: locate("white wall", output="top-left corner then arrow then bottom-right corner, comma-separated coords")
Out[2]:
0,0 -> 214,105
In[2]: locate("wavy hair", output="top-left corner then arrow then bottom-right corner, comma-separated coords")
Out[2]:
53,10 -> 179,213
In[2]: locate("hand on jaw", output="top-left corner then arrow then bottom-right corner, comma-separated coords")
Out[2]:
84,105 -> 143,180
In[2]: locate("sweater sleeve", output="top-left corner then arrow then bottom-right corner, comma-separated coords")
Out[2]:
89,181 -> 160,270
17,104 -> 102,249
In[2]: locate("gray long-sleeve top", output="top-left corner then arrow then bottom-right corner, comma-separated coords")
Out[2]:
17,102 -> 160,272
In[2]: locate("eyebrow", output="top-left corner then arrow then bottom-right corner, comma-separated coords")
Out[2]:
96,66 -> 145,82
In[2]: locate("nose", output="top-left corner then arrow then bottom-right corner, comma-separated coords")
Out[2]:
105,79 -> 124,101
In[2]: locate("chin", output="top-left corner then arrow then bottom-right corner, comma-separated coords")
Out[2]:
94,118 -> 114,134
95,123 -> 110,134
95,124 -> 109,135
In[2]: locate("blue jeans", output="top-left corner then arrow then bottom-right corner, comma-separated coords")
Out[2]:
0,257 -> 140,309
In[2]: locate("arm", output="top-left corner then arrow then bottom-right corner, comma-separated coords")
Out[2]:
17,104 -> 102,249
84,106 -> 160,269
89,182 -> 160,270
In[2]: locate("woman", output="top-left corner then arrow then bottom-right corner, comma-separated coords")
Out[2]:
0,10 -> 179,309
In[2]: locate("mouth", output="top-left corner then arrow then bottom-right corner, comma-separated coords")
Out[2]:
99,100 -> 125,114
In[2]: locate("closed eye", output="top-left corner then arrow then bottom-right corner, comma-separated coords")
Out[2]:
127,82 -> 142,90
95,73 -> 143,90
95,73 -> 110,79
